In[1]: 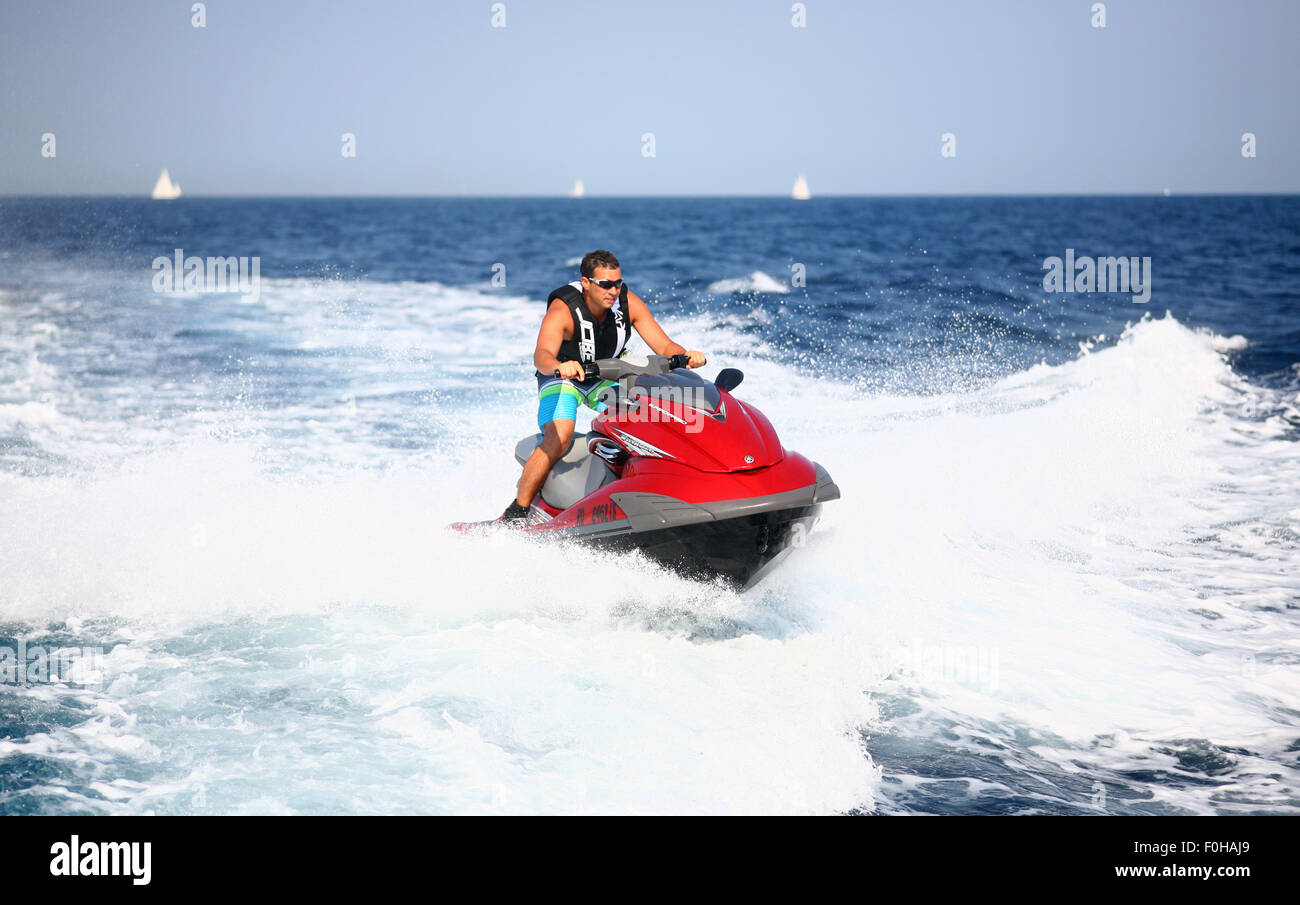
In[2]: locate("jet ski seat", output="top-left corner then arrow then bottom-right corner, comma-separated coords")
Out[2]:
513,432 -> 619,511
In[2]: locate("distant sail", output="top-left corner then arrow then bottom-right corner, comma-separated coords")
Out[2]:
570,178 -> 585,199
151,168 -> 182,200
791,173 -> 810,200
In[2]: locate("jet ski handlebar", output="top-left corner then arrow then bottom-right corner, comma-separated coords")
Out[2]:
554,354 -> 690,382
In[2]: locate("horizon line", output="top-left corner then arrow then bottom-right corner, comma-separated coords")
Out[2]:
4,191 -> 1300,200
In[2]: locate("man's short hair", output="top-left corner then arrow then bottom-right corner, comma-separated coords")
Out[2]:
581,250 -> 620,277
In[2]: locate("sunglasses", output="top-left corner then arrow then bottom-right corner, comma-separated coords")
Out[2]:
585,277 -> 624,291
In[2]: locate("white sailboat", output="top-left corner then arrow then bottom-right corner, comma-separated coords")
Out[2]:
151,168 -> 182,200
570,178 -> 585,199
791,173 -> 810,200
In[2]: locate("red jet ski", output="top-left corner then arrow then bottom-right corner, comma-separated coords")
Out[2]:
455,354 -> 840,589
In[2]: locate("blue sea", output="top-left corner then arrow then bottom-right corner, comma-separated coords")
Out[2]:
1,196 -> 1297,815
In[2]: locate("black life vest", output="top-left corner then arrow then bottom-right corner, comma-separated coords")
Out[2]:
545,281 -> 633,366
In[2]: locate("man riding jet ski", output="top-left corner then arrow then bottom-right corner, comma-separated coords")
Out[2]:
455,249 -> 839,589
499,249 -> 706,526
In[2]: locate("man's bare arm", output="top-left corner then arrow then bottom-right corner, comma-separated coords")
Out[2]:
534,299 -> 584,378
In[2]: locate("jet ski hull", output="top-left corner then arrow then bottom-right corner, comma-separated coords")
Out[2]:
522,454 -> 839,589
580,502 -> 824,589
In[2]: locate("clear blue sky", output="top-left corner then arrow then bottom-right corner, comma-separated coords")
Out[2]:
2,0 -> 1296,195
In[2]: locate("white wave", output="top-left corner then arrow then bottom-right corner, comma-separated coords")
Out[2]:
786,315 -> 1300,810
3,301 -> 1297,813
0,401 -> 64,429
0,434 -> 881,814
705,271 -> 791,294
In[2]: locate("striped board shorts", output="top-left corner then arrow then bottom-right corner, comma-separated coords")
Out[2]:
535,375 -> 620,429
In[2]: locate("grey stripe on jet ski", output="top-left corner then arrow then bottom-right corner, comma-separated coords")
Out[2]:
555,469 -> 840,538
612,482 -> 826,531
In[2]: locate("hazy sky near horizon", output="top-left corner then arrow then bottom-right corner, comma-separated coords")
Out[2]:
2,0 -> 1296,195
